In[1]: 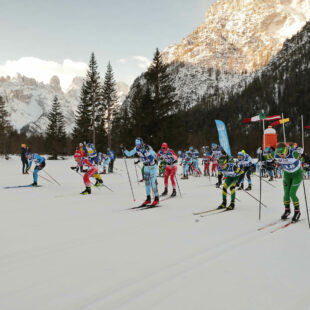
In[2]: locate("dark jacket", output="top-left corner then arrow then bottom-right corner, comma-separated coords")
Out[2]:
21,147 -> 27,161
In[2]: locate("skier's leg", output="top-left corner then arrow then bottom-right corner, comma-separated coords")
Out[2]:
144,167 -> 151,197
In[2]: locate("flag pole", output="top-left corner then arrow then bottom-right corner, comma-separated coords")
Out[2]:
302,115 -> 304,150
281,113 -> 286,143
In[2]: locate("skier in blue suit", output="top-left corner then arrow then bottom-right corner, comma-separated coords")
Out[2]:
26,153 -> 46,186
121,138 -> 159,206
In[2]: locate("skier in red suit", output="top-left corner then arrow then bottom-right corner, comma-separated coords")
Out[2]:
72,150 -> 103,194
157,143 -> 178,197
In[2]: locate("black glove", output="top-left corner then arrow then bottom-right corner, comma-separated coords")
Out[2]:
216,182 -> 220,188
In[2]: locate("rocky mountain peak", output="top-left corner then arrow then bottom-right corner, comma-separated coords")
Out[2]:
162,0 -> 310,73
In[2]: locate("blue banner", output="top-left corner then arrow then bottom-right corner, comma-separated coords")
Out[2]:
215,120 -> 231,156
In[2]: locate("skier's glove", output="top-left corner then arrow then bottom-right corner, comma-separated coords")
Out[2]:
215,182 -> 220,188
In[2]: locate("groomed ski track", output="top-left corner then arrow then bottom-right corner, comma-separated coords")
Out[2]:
1,157 -> 310,310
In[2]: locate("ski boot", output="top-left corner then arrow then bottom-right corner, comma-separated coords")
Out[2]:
237,183 -> 244,191
217,202 -> 226,209
227,202 -> 235,210
292,209 -> 301,223
170,189 -> 177,197
181,175 -> 186,180
281,208 -> 291,220
269,176 -> 273,181
81,187 -> 91,195
161,187 -> 168,196
245,184 -> 252,191
95,179 -> 103,187
31,182 -> 38,187
141,195 -> 151,206
151,196 -> 159,206
204,171 -> 206,176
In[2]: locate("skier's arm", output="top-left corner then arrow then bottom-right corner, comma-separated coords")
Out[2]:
124,147 -> 137,157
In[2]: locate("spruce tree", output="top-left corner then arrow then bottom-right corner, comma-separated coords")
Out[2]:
73,52 -> 101,146
146,48 -> 181,147
45,96 -> 66,159
0,96 -> 11,155
101,62 -> 118,148
72,82 -> 92,143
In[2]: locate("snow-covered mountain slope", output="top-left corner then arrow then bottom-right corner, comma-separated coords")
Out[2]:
125,0 -> 310,109
1,157 -> 310,310
162,0 -> 310,73
0,74 -> 129,135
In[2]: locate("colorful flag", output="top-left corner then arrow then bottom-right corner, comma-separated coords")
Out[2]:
243,113 -> 266,124
265,115 -> 282,121
215,120 -> 231,156
271,118 -> 290,127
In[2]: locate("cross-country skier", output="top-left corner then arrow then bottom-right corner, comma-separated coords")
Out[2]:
85,142 -> 98,164
26,152 -> 46,186
100,153 -> 111,174
180,151 -> 192,179
107,148 -> 116,173
264,146 -> 275,181
157,143 -> 178,197
121,138 -> 159,206
192,148 -> 201,176
217,156 -> 244,210
262,142 -> 304,222
236,151 -> 254,190
72,150 -> 103,194
211,143 -> 226,179
201,153 -> 212,176
212,143 -> 227,187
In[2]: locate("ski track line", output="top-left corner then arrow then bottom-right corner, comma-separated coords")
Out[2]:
65,227 -> 274,310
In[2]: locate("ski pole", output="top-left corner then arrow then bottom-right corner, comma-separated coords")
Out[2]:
241,185 -> 268,208
253,173 -> 277,189
215,185 -> 241,202
29,169 -> 54,184
259,166 -> 262,220
302,178 -> 310,229
42,170 -> 61,186
134,162 -> 139,184
122,150 -> 136,202
174,175 -> 182,197
75,170 -> 101,191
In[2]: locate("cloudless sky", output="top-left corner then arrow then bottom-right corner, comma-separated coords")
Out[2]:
0,0 -> 216,87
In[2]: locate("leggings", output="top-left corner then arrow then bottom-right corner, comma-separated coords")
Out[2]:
164,165 -> 177,189
144,165 -> 158,197
283,168 -> 303,209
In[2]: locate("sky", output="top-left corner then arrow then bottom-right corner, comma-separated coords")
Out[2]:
0,0 -> 216,90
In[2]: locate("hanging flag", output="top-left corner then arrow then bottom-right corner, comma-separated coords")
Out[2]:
215,120 -> 231,156
243,113 -> 281,123
271,118 -> 290,127
305,125 -> 310,129
243,112 -> 266,124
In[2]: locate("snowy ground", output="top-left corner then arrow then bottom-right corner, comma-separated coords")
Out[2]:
1,156 -> 310,310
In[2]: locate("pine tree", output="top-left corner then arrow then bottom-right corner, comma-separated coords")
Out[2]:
45,96 -> 66,159
0,96 -> 11,156
73,52 -> 101,146
101,62 -> 118,148
146,48 -> 180,146
72,82 -> 92,143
